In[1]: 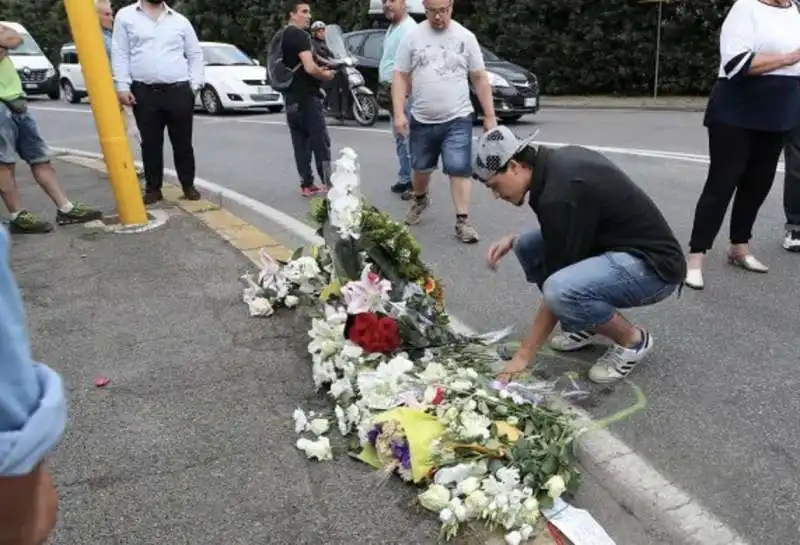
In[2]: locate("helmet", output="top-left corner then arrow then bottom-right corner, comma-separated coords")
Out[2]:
311,21 -> 326,30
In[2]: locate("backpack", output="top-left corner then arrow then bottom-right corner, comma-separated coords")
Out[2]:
265,26 -> 303,91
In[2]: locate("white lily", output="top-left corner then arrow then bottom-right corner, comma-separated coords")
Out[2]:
340,264 -> 391,315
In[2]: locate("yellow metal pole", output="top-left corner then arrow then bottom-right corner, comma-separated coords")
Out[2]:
63,0 -> 148,225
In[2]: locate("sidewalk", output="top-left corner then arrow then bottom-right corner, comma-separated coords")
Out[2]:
6,159 -> 668,545
541,95 -> 706,111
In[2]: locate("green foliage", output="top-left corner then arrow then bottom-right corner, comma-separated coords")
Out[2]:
5,0 -> 730,95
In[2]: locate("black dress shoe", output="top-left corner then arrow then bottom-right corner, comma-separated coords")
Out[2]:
183,186 -> 201,200
143,189 -> 163,205
390,181 -> 411,194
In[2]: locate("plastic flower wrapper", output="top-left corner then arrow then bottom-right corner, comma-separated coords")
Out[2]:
364,419 -> 413,481
357,407 -> 445,483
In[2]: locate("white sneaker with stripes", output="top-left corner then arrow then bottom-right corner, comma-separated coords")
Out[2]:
549,330 -> 603,352
588,330 -> 653,384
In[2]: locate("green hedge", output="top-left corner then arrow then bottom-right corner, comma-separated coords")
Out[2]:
2,0 -> 733,95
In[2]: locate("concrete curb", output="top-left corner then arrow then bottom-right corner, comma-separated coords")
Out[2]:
53,148 -> 748,545
540,98 -> 706,113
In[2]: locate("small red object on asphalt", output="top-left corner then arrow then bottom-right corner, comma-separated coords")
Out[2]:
94,376 -> 110,387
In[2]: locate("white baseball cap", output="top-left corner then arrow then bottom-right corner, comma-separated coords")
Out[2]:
473,126 -> 539,183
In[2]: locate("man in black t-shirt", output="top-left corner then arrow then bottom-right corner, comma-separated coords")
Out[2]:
473,127 -> 685,385
280,2 -> 335,197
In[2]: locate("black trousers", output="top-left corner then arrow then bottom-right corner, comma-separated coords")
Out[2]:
689,124 -> 786,253
783,125 -> 800,229
131,81 -> 196,191
286,96 -> 331,187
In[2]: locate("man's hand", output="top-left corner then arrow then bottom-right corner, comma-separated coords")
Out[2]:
117,91 -> 135,106
483,115 -> 498,131
393,112 -> 409,137
496,354 -> 530,384
487,234 -> 517,270
319,68 -> 335,81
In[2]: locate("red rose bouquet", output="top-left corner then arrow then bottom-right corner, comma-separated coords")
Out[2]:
347,312 -> 401,354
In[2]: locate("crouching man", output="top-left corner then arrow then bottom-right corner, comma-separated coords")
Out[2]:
474,127 -> 685,384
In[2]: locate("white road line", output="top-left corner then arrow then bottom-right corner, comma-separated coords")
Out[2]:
54,143 -> 750,545
32,104 -> 778,171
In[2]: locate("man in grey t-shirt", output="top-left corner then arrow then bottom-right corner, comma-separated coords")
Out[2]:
392,0 -> 496,243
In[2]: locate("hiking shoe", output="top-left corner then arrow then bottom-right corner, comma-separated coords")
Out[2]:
405,194 -> 430,225
588,329 -> 653,384
550,330 -> 603,351
183,186 -> 201,201
401,189 -> 412,201
783,230 -> 800,252
301,185 -> 323,198
143,190 -> 163,205
455,217 -> 479,243
8,210 -> 53,234
56,203 -> 102,226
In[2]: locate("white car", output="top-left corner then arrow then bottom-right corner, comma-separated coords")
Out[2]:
57,41 -> 284,114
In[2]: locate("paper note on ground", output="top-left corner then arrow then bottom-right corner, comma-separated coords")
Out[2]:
542,499 -> 616,545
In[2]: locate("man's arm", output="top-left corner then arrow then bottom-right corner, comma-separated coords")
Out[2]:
288,30 -> 330,80
0,24 -> 22,50
111,12 -> 132,92
465,33 -> 495,125
515,303 -> 560,362
182,19 -> 204,91
391,33 -> 413,117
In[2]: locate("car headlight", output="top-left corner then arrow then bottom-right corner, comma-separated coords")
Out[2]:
487,72 -> 510,87
45,67 -> 56,78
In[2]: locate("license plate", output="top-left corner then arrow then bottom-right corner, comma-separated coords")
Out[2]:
23,83 -> 36,89
524,97 -> 537,107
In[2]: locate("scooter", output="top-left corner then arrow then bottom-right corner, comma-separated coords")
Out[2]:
321,25 -> 379,127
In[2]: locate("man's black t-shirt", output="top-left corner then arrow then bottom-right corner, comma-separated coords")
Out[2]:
281,25 -> 319,103
528,146 -> 686,285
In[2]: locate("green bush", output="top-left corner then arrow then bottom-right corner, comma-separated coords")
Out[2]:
2,0 -> 733,96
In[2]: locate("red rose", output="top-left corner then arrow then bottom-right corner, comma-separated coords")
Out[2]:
346,313 -> 401,354
431,387 -> 445,405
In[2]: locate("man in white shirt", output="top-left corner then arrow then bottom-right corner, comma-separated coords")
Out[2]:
112,0 -> 204,205
392,0 -> 496,243
379,0 -> 416,199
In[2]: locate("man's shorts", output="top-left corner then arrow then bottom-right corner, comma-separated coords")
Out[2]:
0,102 -> 49,165
408,114 -> 473,177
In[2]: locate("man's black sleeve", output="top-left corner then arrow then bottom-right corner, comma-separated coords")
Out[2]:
285,27 -> 311,54
537,186 -> 599,280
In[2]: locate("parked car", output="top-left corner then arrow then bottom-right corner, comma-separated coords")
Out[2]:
1,21 -> 59,99
57,41 -> 284,114
343,29 -> 540,122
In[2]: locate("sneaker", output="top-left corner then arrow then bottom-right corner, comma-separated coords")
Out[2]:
550,330 -> 602,352
455,217 -> 479,243
588,329 -> 653,384
783,230 -> 800,252
405,194 -> 430,225
401,189 -> 413,201
390,181 -> 411,195
301,185 -> 323,198
8,210 -> 54,234
56,203 -> 102,225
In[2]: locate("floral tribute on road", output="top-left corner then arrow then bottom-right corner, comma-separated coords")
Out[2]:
241,148 -> 581,544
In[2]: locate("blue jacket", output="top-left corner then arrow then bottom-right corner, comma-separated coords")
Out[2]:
0,227 -> 67,476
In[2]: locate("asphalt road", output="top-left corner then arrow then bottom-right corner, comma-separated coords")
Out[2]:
27,100 -> 800,543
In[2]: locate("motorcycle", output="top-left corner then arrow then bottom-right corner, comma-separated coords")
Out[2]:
320,25 -> 379,127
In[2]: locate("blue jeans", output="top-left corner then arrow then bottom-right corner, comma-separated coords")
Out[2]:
513,229 -> 677,332
408,114 -> 473,177
0,103 -> 50,165
389,103 -> 411,184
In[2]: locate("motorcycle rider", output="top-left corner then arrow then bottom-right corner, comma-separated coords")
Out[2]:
311,21 -> 347,120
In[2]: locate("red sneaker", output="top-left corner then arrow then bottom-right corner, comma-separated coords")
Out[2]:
301,185 -> 323,197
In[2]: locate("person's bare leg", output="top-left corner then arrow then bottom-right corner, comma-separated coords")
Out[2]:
450,175 -> 470,215
412,169 -> 431,196
29,163 -> 70,209
405,170 -> 432,225
593,312 -> 641,347
0,163 -> 21,213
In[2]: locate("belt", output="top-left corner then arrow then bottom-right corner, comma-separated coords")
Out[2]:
132,81 -> 189,91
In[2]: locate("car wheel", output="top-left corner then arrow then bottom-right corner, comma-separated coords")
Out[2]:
201,86 -> 224,115
60,80 -> 80,104
267,105 -> 283,113
500,115 -> 523,123
47,88 -> 60,100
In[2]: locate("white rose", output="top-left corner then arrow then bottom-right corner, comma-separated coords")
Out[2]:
292,408 -> 308,434
449,498 -> 469,521
520,524 -> 534,540
545,475 -> 567,499
506,416 -> 519,426
308,418 -> 329,436
456,476 -> 481,496
464,490 -> 489,513
295,436 -> 333,461
450,379 -> 472,392
504,531 -> 522,545
284,294 -> 299,307
522,497 -> 539,512
439,508 -> 454,523
418,484 -> 451,512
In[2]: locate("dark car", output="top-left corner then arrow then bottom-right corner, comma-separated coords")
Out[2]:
343,28 -> 540,122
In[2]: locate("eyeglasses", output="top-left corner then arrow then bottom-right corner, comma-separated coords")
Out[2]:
424,2 -> 452,15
